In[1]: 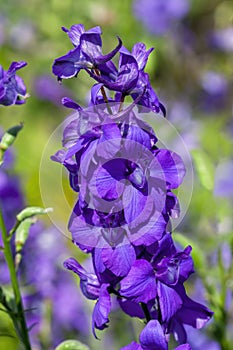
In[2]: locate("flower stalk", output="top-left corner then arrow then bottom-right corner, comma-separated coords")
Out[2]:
0,206 -> 32,350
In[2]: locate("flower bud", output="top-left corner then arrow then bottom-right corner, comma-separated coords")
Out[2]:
16,206 -> 53,222
0,123 -> 23,165
55,340 -> 90,350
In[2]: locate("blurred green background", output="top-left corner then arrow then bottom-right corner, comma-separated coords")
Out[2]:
0,0 -> 233,349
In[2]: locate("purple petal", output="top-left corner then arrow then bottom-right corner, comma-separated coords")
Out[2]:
91,83 -> 104,105
101,244 -> 136,277
62,24 -> 85,46
95,36 -> 122,65
132,42 -> 154,71
118,298 -> 144,319
116,50 -> 139,92
80,139 -> 98,177
68,202 -> 100,248
92,283 -> 111,337
174,284 -> 214,329
158,282 -> 183,323
63,257 -> 100,300
123,185 -> 151,229
120,259 -> 156,303
0,82 -> 5,99
62,97 -> 82,110
94,161 -> 125,200
132,212 -> 166,246
175,344 -> 191,350
125,124 -> 152,153
80,26 -> 102,61
121,342 -> 142,350
139,320 -> 168,350
62,118 -> 81,148
97,123 -> 122,158
15,75 -> 27,96
151,150 -> 186,189
52,47 -> 83,78
0,86 -> 17,106
7,61 -> 27,76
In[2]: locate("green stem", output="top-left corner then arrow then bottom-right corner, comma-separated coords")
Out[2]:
140,302 -> 151,323
93,68 -> 112,115
0,207 -> 32,350
118,94 -> 125,113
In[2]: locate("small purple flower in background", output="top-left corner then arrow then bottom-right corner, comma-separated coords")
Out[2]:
214,160 -> 233,200
200,71 -> 228,112
19,225 -> 90,347
33,75 -> 73,106
0,61 -> 28,106
9,21 -> 36,50
0,15 -> 7,46
133,0 -> 190,36
210,27 -> 233,53
0,145 -> 24,238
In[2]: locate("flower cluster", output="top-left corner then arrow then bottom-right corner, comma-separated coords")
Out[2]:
0,61 -> 28,106
52,24 -> 165,114
52,24 -> 213,349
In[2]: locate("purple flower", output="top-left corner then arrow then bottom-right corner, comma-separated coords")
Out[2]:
33,75 -> 73,106
120,233 -> 193,304
64,257 -> 111,337
119,233 -> 213,341
0,61 -> 28,106
200,71 -> 228,112
52,24 -> 122,80
53,109 -> 185,252
214,161 -> 233,199
64,257 -> 101,300
121,320 -> 191,349
133,0 -> 190,36
210,27 -> 233,53
0,167 -> 24,237
87,43 -> 165,114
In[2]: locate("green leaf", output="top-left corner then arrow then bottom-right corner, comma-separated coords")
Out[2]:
55,340 -> 90,350
192,150 -> 214,190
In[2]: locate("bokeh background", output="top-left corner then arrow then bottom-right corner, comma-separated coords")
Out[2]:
0,0 -> 233,349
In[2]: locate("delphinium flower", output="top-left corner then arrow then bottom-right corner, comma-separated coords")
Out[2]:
200,71 -> 228,112
33,75 -> 73,106
210,27 -> 233,53
214,160 -> 233,200
52,25 -> 165,115
0,61 -> 28,106
133,0 -> 190,36
52,24 -> 213,349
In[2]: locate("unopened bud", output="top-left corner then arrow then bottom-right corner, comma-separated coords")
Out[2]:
55,340 -> 90,350
16,206 -> 53,222
0,123 -> 23,165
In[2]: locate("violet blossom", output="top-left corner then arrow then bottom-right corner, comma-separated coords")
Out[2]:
0,61 -> 28,106
133,0 -> 190,36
